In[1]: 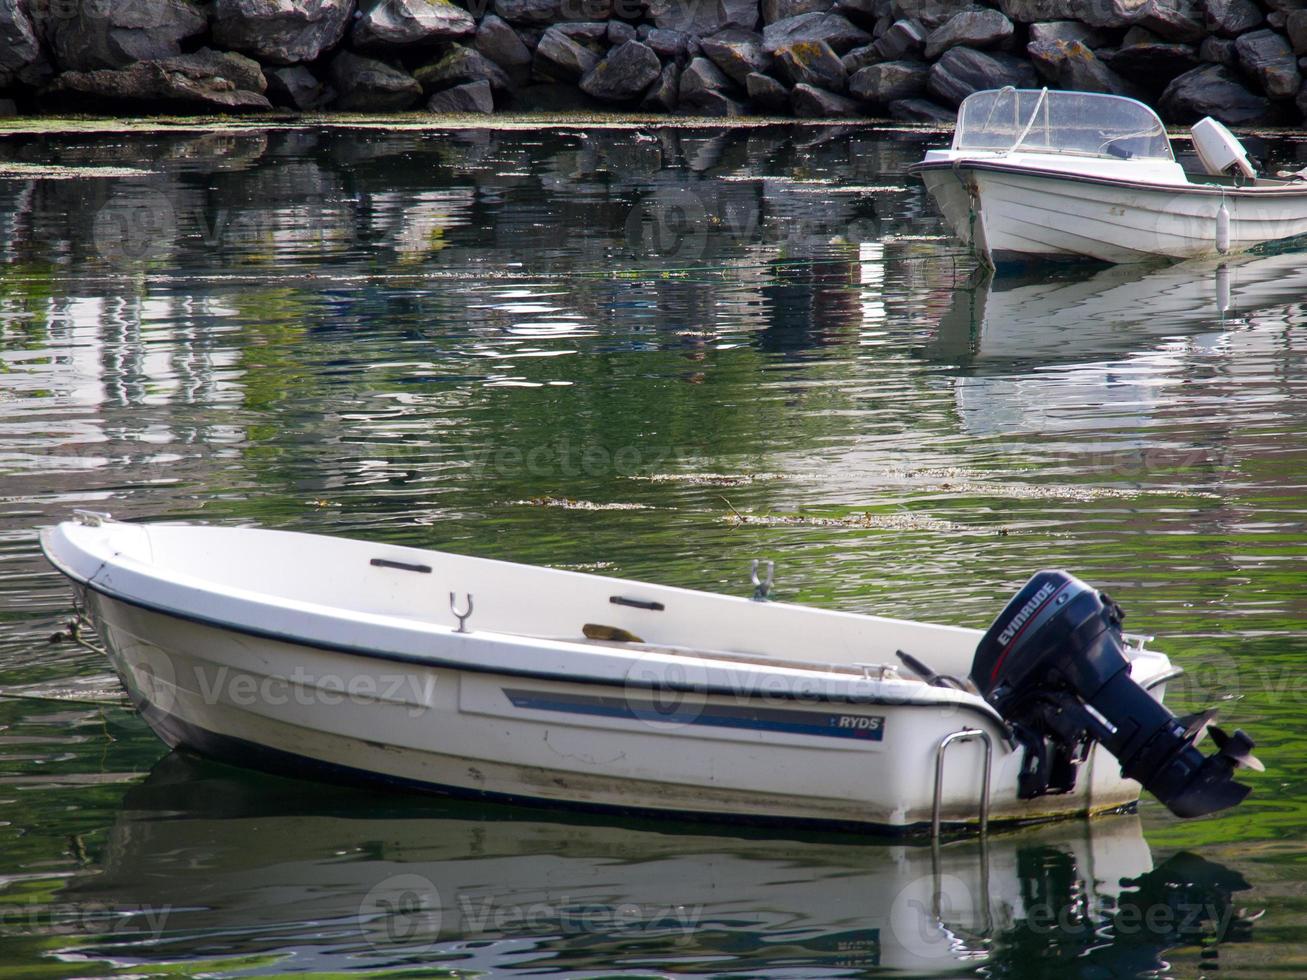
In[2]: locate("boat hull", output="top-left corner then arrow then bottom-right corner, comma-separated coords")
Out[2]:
45,518 -> 1168,832
917,161 -> 1307,266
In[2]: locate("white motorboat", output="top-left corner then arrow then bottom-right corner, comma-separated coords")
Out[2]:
911,88 -> 1307,266
40,512 -> 1260,833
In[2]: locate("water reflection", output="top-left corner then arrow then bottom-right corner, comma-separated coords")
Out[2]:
40,754 -> 1250,977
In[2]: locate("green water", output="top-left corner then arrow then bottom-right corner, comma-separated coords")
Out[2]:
0,123 -> 1305,977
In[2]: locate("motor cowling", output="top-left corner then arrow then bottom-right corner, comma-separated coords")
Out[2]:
971,570 -> 1259,819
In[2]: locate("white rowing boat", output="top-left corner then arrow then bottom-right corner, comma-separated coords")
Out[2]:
911,88 -> 1307,266
40,512 -> 1258,833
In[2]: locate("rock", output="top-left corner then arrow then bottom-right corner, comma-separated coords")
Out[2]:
701,29 -> 770,84
1121,25 -> 1159,45
841,44 -> 881,72
556,21 -> 610,44
849,58 -> 927,102
580,39 -> 662,100
997,0 -> 1080,20
871,18 -> 926,59
1290,11 -> 1307,56
214,0 -> 353,65
0,0 -> 42,86
923,9 -> 1013,59
891,0 -> 980,30
835,0 -> 880,21
1159,62 -> 1270,124
493,0 -> 613,23
352,0 -> 475,48
1299,76 -> 1307,118
329,51 -> 423,109
1030,39 -> 1137,95
1103,41 -> 1199,87
181,47 -> 268,93
678,53 -> 733,106
531,26 -> 600,80
889,96 -> 955,121
642,60 -> 681,109
746,69 -> 790,109
1028,20 -> 1112,48
1202,0 -> 1262,36
1200,36 -> 1238,66
775,39 -> 847,88
790,81 -> 860,115
647,0 -> 758,36
1235,28 -> 1302,98
266,65 -> 334,109
475,14 -> 533,82
763,0 -> 831,23
682,88 -> 748,114
926,46 -> 1037,106
608,21 -> 636,44
43,53 -> 273,111
646,28 -> 693,59
427,78 -> 494,111
46,0 -> 207,72
415,44 -> 513,92
1084,0 -> 1205,44
763,11 -> 871,54
0,96 -> 15,114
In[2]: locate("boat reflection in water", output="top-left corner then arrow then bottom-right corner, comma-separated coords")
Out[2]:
930,248 -> 1307,438
55,754 -> 1254,977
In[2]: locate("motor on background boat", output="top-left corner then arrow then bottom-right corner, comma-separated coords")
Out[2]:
971,570 -> 1261,819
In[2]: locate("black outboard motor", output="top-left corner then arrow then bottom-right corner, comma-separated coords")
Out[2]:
972,570 -> 1260,819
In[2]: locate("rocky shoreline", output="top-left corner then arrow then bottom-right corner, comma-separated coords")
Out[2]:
1,1 -> 1305,126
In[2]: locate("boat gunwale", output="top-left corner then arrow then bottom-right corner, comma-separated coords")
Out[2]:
908,158 -> 1307,198
39,524 -> 1019,724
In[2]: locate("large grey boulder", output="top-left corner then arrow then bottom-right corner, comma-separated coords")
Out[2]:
1104,41 -> 1199,87
997,0 -> 1079,21
1235,29 -> 1301,98
214,0 -> 354,65
646,28 -> 693,60
474,15 -> 532,83
427,79 -> 494,111
1289,11 -> 1307,56
790,81 -> 859,115
1082,0 -> 1205,43
1029,39 -> 1137,95
774,39 -> 846,89
1029,20 -> 1112,48
415,44 -> 512,92
849,58 -> 928,103
266,65 -> 334,108
493,0 -> 612,23
531,26 -> 600,80
1199,35 -> 1238,66
746,69 -> 790,110
0,0 -> 42,86
646,0 -> 758,36
889,96 -> 955,121
642,61 -> 681,109
45,0 -> 206,72
579,40 -> 662,100
352,0 -> 475,48
891,0 -> 980,30
872,19 -> 926,60
701,29 -> 770,84
841,44 -> 880,73
763,0 -> 831,23
329,51 -> 423,109
1202,0 -> 1261,36
1159,62 -> 1270,123
763,11 -> 870,54
926,46 -> 1037,106
923,9 -> 1013,59
44,50 -> 272,110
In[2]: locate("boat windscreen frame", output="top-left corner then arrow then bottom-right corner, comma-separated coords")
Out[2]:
952,87 -> 1174,163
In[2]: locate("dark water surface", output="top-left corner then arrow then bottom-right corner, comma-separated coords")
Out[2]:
1,122 -> 1306,978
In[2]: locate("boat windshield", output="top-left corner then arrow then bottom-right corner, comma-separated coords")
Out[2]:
953,88 -> 1173,162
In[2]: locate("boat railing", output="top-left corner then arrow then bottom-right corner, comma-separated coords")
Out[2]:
931,727 -> 993,838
